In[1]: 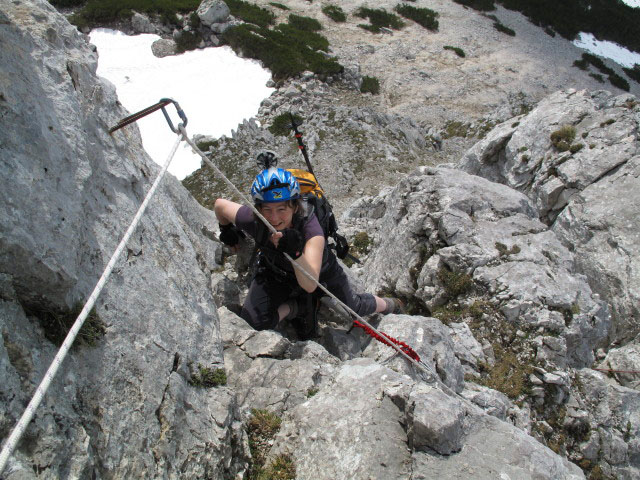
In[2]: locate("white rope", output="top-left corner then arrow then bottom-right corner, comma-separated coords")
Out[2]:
177,126 -> 449,390
0,133 -> 183,475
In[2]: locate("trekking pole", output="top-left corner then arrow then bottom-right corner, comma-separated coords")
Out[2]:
289,112 -> 314,175
0,100 -> 186,476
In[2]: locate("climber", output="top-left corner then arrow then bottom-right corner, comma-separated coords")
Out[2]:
214,154 -> 403,338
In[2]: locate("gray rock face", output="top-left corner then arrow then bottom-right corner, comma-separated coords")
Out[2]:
569,369 -> 640,479
0,1 -> 244,477
411,413 -> 584,479
458,89 -> 640,343
599,342 -> 640,390
196,0 -> 230,28
362,314 -> 465,393
356,166 -> 609,369
131,11 -> 155,34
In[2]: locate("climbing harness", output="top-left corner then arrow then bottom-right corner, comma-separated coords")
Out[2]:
0,100 -> 186,475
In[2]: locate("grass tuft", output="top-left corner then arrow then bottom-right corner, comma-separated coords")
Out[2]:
550,125 -> 576,152
189,364 -> 227,387
247,409 -> 290,479
438,267 -> 473,300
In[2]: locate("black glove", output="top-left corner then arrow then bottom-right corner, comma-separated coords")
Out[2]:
277,228 -> 304,259
219,223 -> 242,247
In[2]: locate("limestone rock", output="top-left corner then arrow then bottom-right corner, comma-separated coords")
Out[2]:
0,1 -> 241,476
151,38 -> 177,58
599,342 -> 640,390
131,11 -> 155,34
411,413 -> 584,479
362,314 -> 465,393
357,166 -> 609,369
407,386 -> 467,455
570,369 -> 640,479
459,89 -> 640,343
197,0 -> 230,28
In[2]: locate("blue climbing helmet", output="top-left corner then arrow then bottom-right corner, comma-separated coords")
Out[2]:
251,167 -> 301,204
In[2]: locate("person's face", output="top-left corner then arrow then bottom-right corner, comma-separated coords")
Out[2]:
260,202 -> 295,231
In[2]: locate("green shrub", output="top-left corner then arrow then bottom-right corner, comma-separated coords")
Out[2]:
276,24 -> 329,51
394,4 -> 439,31
444,45 -> 465,57
68,0 -> 200,29
322,5 -> 346,22
225,0 -> 275,27
175,30 -> 202,53
623,64 -> 640,83
222,24 -> 341,79
288,13 -> 322,31
452,0 -> 495,12
189,11 -> 201,28
355,7 -> 405,33
589,73 -> 604,83
190,365 -> 227,387
493,21 -> 515,36
360,75 -> 380,94
581,53 -> 614,75
573,58 -> 588,70
550,125 -> 576,151
269,112 -> 303,136
608,73 -> 630,92
50,0 -> 86,6
269,2 -> 290,10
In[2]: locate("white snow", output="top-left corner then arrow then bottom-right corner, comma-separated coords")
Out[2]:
621,0 -> 640,7
573,32 -> 640,69
90,29 -> 274,180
